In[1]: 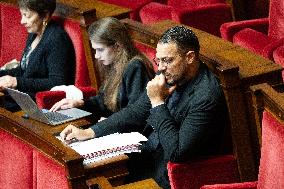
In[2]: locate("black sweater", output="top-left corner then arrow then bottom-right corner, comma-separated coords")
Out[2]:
83,59 -> 152,120
0,20 -> 75,98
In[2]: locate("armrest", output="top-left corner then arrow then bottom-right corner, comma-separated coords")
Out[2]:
200,181 -> 258,189
263,38 -> 284,60
171,4 -> 232,36
220,18 -> 269,42
36,86 -> 96,109
273,44 -> 284,69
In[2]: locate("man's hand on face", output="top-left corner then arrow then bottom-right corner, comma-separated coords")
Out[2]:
146,74 -> 176,107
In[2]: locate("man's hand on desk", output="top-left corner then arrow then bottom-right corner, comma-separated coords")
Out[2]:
60,125 -> 95,141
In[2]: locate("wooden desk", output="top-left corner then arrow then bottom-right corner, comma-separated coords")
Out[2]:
122,19 -> 283,182
10,110 -> 129,186
57,0 -> 130,26
1,107 -> 160,188
2,0 -> 130,27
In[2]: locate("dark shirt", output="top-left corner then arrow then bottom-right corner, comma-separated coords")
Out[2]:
82,59 -> 152,120
90,63 -> 227,188
0,20 -> 75,99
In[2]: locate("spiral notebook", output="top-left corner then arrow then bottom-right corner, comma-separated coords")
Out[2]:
56,132 -> 147,164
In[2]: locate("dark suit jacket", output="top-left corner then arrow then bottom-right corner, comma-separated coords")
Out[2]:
83,59 -> 152,120
91,63 -> 227,188
0,20 -> 75,98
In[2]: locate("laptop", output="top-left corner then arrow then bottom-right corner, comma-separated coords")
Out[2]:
6,88 -> 92,125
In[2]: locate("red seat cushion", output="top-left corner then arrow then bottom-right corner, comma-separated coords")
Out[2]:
233,28 -> 273,56
100,0 -> 153,21
139,2 -> 172,24
139,0 -> 232,36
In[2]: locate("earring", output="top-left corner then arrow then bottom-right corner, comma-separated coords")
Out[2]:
43,20 -> 47,28
42,21 -> 47,30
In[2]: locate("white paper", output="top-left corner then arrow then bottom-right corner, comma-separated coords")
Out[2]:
56,132 -> 147,164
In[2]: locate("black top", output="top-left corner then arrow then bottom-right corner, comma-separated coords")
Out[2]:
90,63 -> 228,188
0,20 -> 75,98
82,59 -> 152,120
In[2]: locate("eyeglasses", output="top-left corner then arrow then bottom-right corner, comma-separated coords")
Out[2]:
152,57 -> 175,67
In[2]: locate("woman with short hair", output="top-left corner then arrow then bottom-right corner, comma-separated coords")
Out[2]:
0,0 -> 75,111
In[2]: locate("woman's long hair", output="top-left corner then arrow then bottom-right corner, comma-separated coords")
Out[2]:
88,17 -> 154,112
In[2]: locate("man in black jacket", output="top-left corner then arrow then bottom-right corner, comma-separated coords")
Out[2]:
60,26 -> 228,189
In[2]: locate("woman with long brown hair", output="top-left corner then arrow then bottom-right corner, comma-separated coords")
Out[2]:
50,17 -> 154,121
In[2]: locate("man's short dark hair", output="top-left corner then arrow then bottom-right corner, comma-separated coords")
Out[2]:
158,26 -> 200,54
18,0 -> 56,18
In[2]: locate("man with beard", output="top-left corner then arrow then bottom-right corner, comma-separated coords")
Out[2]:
60,26 -> 228,189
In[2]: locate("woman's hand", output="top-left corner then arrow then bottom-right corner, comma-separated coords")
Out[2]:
0,75 -> 17,91
50,98 -> 84,112
60,124 -> 95,141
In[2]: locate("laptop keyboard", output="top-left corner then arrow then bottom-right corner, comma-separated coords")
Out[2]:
44,112 -> 72,122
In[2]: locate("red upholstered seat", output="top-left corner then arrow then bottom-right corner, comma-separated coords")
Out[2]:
99,0 -> 155,21
167,155 -> 240,189
201,110 -> 284,189
36,17 -> 96,109
134,42 -> 158,72
0,3 -> 27,66
0,129 -> 69,189
139,0 -> 232,36
220,0 -> 284,60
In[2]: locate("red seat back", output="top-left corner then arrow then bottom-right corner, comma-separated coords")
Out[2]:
0,129 -> 69,189
258,111 -> 284,189
134,42 -> 158,72
268,0 -> 284,40
52,17 -> 91,87
167,155 -> 239,189
0,3 -> 27,66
